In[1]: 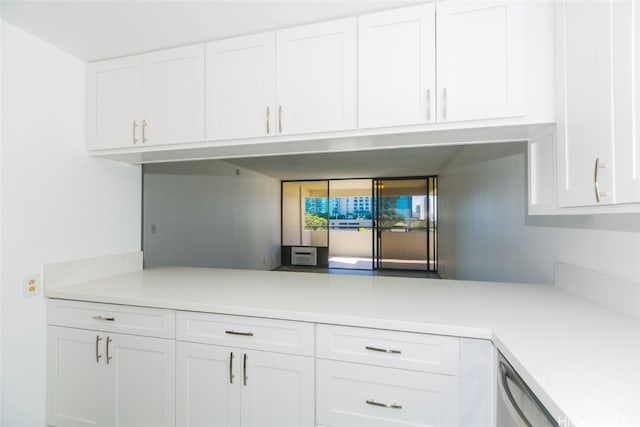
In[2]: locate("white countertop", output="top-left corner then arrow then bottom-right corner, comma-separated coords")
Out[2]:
45,266 -> 639,427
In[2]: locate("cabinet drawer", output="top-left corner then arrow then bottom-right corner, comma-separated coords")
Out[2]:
316,324 -> 459,375
316,359 -> 459,427
47,299 -> 175,338
176,311 -> 314,356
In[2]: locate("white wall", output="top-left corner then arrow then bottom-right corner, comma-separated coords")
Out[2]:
143,160 -> 281,270
438,142 -> 640,285
0,21 -> 141,426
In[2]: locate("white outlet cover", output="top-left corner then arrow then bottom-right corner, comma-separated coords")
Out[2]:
23,274 -> 41,298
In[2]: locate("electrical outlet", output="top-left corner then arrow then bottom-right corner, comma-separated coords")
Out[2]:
23,274 -> 41,298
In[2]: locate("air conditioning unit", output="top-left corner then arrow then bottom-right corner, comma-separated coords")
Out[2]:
291,247 -> 318,266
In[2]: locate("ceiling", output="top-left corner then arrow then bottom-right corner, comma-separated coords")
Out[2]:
226,145 -> 464,180
0,0 -> 420,62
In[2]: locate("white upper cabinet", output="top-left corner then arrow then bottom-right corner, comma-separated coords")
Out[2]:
206,33 -> 276,140
556,0 -> 615,207
556,0 -> 640,208
88,2 -> 559,165
143,44 -> 205,146
275,18 -> 357,135
88,56 -> 143,150
88,44 -> 204,149
358,4 -> 436,129
613,0 -> 640,204
436,0 -> 524,122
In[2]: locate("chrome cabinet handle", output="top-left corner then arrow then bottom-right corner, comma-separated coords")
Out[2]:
442,87 -> 448,120
132,120 -> 139,144
278,105 -> 283,133
93,315 -> 115,321
106,336 -> 113,365
366,399 -> 402,409
266,107 -> 271,134
426,89 -> 431,121
229,352 -> 235,384
365,345 -> 401,354
243,353 -> 248,386
142,119 -> 148,144
594,158 -> 608,202
95,335 -> 102,363
225,330 -> 254,337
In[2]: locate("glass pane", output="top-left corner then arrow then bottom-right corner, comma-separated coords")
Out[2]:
328,179 -> 373,270
378,179 -> 429,270
282,181 -> 328,247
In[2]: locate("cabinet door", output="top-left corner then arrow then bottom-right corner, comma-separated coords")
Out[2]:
556,0 -> 615,207
276,18 -> 356,135
316,359 -> 459,427
241,351 -> 314,427
143,44 -> 205,145
176,342 -> 241,427
47,326 -> 108,427
359,3 -> 436,129
105,334 -> 175,427
206,33 -> 275,141
87,56 -> 143,150
436,1 -> 524,122
613,0 -> 640,204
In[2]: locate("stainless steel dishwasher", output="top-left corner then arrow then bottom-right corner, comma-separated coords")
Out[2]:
496,351 -> 559,427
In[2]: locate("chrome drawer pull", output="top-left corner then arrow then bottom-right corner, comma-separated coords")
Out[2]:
366,399 -> 402,409
93,315 -> 115,321
365,345 -> 401,354
225,330 -> 254,337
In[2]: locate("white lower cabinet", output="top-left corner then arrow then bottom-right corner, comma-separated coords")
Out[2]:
47,300 -> 176,427
315,324 -> 494,427
47,327 -> 104,427
47,301 -> 494,427
240,349 -> 314,427
176,341 -> 314,427
176,342 -> 241,426
47,326 -> 175,427
175,311 -> 315,427
317,359 -> 459,427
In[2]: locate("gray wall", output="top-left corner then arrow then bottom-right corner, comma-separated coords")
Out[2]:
143,160 -> 281,270
438,142 -> 640,285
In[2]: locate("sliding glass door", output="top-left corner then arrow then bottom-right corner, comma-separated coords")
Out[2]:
281,177 -> 437,272
374,177 -> 438,271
